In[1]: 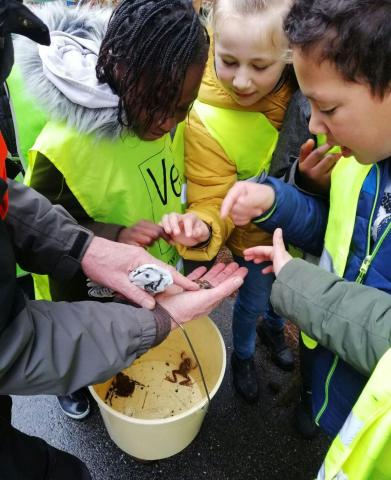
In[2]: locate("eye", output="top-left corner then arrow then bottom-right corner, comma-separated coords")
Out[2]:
252,64 -> 267,72
320,107 -> 337,115
222,59 -> 236,67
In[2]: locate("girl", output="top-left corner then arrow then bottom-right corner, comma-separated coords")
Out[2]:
8,0 -> 208,419
161,0 -> 309,403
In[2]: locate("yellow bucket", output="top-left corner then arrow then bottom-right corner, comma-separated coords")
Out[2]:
89,316 -> 226,460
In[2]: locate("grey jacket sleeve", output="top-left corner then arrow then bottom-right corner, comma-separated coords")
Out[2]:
271,259 -> 391,377
5,180 -> 93,280
269,90 -> 313,180
0,298 -> 171,395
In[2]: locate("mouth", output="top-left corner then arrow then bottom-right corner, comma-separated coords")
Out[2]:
233,91 -> 256,99
326,137 -> 352,158
340,146 -> 353,157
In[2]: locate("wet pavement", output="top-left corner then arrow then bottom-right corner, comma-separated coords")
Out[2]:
12,297 -> 329,480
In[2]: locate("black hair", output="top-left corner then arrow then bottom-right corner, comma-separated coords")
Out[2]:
96,0 -> 209,136
284,0 -> 391,97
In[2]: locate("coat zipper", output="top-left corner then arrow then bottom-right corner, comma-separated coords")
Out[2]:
316,163 -> 391,425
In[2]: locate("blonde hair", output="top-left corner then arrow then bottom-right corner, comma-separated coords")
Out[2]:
210,0 -> 292,61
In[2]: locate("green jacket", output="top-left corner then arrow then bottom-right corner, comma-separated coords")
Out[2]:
272,258 -> 391,377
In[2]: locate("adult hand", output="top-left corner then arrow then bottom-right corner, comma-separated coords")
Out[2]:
118,220 -> 170,247
243,228 -> 292,276
220,181 -> 275,226
156,262 -> 248,326
297,139 -> 341,195
81,236 -> 199,309
160,212 -> 210,247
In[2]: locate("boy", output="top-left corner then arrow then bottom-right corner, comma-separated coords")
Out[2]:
221,0 -> 391,440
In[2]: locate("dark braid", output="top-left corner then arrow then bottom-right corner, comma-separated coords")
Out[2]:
96,0 -> 209,137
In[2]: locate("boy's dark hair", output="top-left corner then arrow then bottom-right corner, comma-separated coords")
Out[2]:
96,0 -> 209,136
284,0 -> 391,97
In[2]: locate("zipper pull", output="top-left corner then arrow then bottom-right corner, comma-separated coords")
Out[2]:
357,254 -> 372,282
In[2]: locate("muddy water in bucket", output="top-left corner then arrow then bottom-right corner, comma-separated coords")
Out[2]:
90,316 -> 226,460
105,357 -> 204,420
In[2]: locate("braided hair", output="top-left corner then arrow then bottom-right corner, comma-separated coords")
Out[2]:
96,0 -> 209,137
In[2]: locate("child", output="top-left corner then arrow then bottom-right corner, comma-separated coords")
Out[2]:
221,0 -> 391,444
245,228 -> 391,480
161,0 -> 314,403
9,0 -> 208,419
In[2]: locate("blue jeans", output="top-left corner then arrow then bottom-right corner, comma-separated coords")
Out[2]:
232,255 -> 284,360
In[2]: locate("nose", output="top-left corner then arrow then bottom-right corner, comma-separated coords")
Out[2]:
159,116 -> 177,133
232,68 -> 251,91
308,107 -> 328,136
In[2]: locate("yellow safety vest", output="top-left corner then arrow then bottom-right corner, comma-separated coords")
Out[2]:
26,121 -> 185,299
306,156 -> 391,478
318,349 -> 391,480
194,99 -> 278,179
301,145 -> 363,350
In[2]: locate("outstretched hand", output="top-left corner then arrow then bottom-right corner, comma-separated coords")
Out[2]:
118,220 -> 170,247
297,139 -> 341,195
160,212 -> 210,247
243,228 -> 292,276
156,262 -> 248,326
220,181 -> 275,226
81,236 -> 199,310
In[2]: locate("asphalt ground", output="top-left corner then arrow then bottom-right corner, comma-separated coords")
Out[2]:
12,297 -> 329,480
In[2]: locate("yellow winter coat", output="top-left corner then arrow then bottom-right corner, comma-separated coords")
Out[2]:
176,45 -> 294,261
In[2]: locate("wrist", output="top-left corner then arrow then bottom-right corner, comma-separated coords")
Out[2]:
193,223 -> 212,249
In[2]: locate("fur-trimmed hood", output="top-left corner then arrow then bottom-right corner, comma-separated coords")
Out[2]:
14,2 -> 122,138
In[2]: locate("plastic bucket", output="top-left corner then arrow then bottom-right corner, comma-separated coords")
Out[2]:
89,316 -> 226,460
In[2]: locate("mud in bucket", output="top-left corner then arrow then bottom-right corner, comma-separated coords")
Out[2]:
89,316 -> 226,460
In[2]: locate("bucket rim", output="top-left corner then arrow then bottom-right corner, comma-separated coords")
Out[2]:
89,318 -> 227,425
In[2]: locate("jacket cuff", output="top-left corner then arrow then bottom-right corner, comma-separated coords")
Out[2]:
152,303 -> 172,346
252,178 -> 278,224
53,226 -> 94,280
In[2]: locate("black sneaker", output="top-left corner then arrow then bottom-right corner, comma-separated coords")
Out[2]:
231,352 -> 259,403
57,388 -> 91,420
293,389 -> 319,439
257,322 -> 295,371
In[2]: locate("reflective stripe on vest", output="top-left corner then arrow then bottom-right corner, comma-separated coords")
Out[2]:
194,99 -> 278,179
26,121 -> 185,299
318,349 -> 391,480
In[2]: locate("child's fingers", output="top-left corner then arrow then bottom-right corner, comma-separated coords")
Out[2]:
261,265 -> 274,274
311,152 -> 341,176
221,183 -> 245,219
183,214 -> 196,238
243,245 -> 273,261
160,214 -> 173,234
299,138 -> 316,163
273,228 -> 284,246
325,152 -> 342,173
165,213 -> 182,236
300,142 -> 333,170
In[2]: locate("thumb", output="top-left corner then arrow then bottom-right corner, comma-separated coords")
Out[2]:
273,228 -> 286,257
